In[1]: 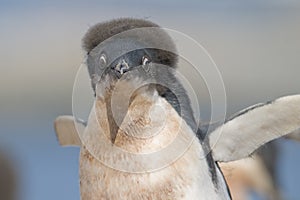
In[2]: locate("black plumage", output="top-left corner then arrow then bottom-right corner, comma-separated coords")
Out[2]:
82,18 -> 219,187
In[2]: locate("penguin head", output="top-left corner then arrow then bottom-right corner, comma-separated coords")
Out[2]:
81,18 -> 197,143
82,18 -> 178,93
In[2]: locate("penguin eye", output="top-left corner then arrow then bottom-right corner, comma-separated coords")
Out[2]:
142,56 -> 151,65
99,54 -> 107,66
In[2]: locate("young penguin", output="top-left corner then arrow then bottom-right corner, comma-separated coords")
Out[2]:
0,151 -> 17,200
220,141 -> 282,200
54,18 -> 300,200
220,128 -> 300,200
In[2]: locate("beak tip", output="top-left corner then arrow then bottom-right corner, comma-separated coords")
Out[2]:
111,135 -> 117,144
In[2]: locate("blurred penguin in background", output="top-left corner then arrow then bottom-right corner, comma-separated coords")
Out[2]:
0,150 -> 17,200
220,128 -> 300,200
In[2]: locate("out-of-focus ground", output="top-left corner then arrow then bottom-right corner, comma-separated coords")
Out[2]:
0,1 -> 300,200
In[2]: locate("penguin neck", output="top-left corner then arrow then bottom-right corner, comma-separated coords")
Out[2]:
94,87 -> 194,154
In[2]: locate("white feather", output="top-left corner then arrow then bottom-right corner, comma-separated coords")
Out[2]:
210,95 -> 300,162
54,115 -> 84,147
286,127 -> 300,142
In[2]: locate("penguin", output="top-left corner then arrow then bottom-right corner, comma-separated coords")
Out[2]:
54,18 -> 300,200
0,151 -> 17,200
220,141 -> 283,200
220,129 -> 300,200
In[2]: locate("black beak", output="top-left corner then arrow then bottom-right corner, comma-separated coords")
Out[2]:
112,59 -> 130,78
106,60 -> 131,144
107,102 -> 119,144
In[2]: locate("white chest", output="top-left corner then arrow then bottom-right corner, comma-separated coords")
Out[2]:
79,144 -> 230,200
78,92 -> 230,200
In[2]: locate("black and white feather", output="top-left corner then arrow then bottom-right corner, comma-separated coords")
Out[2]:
54,18 -> 300,200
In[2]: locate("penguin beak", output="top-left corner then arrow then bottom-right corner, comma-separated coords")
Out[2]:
106,60 -> 131,144
112,59 -> 130,79
107,104 -> 119,144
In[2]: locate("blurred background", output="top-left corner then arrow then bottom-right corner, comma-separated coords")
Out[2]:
0,0 -> 300,199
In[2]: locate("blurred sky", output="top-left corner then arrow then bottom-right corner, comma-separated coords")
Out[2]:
0,0 -> 300,200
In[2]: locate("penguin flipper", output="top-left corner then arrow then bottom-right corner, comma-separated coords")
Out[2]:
54,115 -> 85,147
285,128 -> 300,142
209,95 -> 300,162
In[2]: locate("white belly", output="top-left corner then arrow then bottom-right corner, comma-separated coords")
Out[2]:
79,91 -> 231,199
79,146 -> 230,200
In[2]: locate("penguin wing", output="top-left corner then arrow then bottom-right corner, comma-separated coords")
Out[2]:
54,115 -> 85,147
285,128 -> 300,142
209,95 -> 300,162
